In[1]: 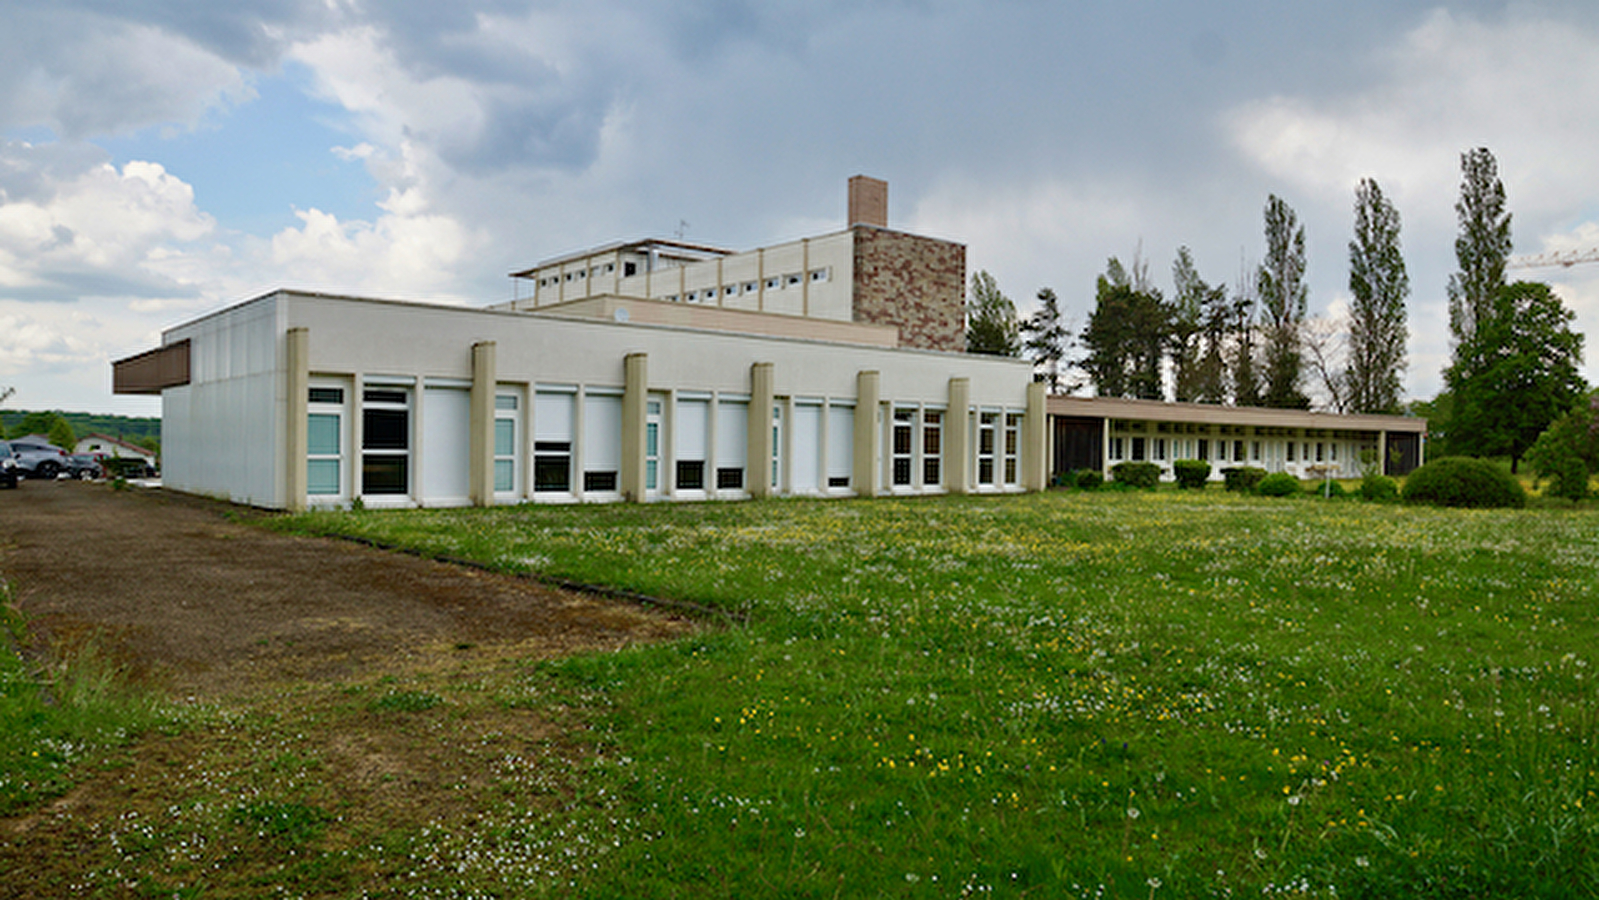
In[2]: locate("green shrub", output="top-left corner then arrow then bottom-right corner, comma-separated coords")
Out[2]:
1255,471 -> 1301,497
1359,472 -> 1400,503
1074,469 -> 1103,490
1110,461 -> 1161,489
1172,459 -> 1211,489
1401,457 -> 1526,509
1310,478 -> 1349,499
1221,466 -> 1266,493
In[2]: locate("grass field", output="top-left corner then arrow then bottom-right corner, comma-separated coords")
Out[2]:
7,489 -> 1599,897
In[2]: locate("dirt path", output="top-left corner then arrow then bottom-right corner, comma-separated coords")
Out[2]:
0,480 -> 693,698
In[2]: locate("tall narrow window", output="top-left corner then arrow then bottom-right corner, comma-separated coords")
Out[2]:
1004,413 -> 1022,485
922,410 -> 942,487
977,412 -> 998,486
534,390 -> 575,493
645,398 -> 662,494
715,399 -> 748,490
494,395 -> 519,495
362,387 -> 410,495
307,385 -> 345,498
583,392 -> 623,493
826,403 -> 853,490
771,405 -> 782,490
676,397 -> 710,492
891,408 -> 915,486
793,401 -> 822,492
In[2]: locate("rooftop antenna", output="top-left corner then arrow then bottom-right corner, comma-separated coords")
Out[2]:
675,219 -> 690,240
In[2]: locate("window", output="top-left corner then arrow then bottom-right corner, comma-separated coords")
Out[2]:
583,392 -> 622,493
1252,441 -> 1261,461
534,390 -> 575,493
676,397 -> 710,492
494,394 -> 519,495
765,277 -> 781,290
1131,436 -> 1146,462
771,405 -> 783,489
1197,438 -> 1209,462
891,408 -> 915,486
744,281 -> 758,294
826,403 -> 853,489
715,399 -> 748,491
1004,413 -> 1022,485
1153,438 -> 1166,462
1234,440 -> 1245,463
624,261 -> 638,277
977,412 -> 998,485
922,410 -> 942,487
810,268 -> 829,282
645,399 -> 662,494
361,387 -> 409,495
1286,441 -> 1296,462
686,291 -> 699,303
786,273 -> 802,286
308,385 -> 345,497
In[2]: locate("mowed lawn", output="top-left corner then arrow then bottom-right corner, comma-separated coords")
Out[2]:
268,490 -> 1599,898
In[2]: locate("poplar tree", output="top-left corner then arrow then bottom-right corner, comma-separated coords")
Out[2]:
1346,178 -> 1410,414
1446,147 -> 1512,347
1256,195 -> 1309,409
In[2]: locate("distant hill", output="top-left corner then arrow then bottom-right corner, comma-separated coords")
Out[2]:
2,410 -> 160,445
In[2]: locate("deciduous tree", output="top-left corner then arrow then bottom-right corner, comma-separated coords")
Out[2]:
1256,195 -> 1309,409
1346,178 -> 1409,414
1447,147 -> 1512,347
1445,281 -> 1586,472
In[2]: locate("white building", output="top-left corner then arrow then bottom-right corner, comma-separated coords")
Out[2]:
114,178 -> 1048,511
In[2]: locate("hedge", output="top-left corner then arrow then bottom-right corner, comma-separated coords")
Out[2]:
1401,457 -> 1526,509
1172,459 -> 1211,489
1110,461 -> 1161,489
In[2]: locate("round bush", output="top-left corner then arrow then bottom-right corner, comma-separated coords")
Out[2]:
1358,472 -> 1400,503
1401,457 -> 1526,509
1074,469 -> 1103,490
1222,466 -> 1267,493
1172,459 -> 1212,489
1255,471 -> 1301,497
1111,461 -> 1161,489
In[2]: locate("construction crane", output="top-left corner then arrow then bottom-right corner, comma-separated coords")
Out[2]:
1506,247 -> 1599,269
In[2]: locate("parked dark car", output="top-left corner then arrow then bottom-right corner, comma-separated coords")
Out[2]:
63,454 -> 105,480
9,440 -> 70,479
0,440 -> 17,489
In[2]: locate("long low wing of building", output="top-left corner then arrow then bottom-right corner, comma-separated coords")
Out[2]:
1049,396 -> 1427,481
116,289 -> 1046,511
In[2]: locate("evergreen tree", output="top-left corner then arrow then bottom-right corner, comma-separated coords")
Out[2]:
1021,287 -> 1071,393
1347,178 -> 1410,414
1081,258 -> 1170,400
1445,281 -> 1586,472
965,270 -> 1019,356
1169,248 -> 1206,403
1191,280 -> 1231,404
1256,195 -> 1310,409
1447,147 -> 1512,347
1230,280 -> 1261,407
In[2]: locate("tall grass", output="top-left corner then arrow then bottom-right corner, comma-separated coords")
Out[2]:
273,491 -> 1599,897
0,581 -> 170,816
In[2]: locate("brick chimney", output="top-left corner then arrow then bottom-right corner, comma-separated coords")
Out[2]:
848,175 -> 888,228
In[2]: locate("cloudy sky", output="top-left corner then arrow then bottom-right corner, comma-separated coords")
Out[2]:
3,0 -> 1598,415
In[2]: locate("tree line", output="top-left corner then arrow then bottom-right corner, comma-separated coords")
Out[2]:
965,147 -> 1590,488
